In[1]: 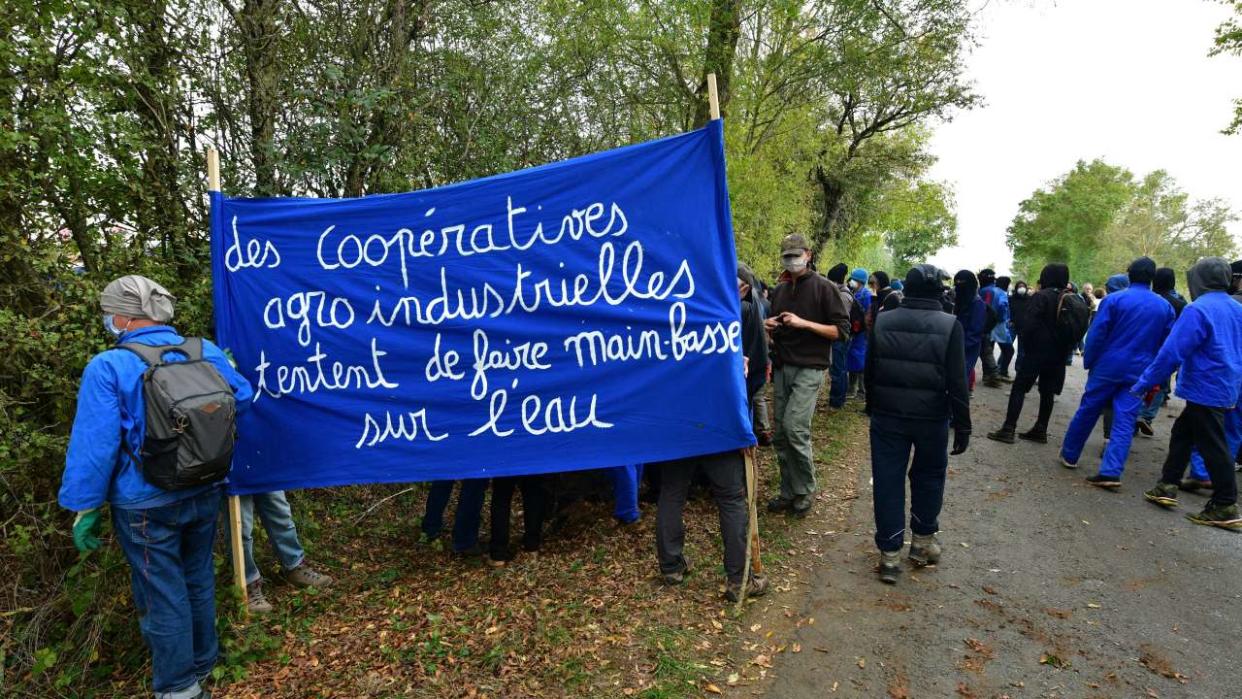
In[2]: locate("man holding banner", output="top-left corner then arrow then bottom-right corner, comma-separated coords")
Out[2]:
765,234 -> 851,518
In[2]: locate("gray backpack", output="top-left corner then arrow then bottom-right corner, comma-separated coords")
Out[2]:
120,339 -> 237,491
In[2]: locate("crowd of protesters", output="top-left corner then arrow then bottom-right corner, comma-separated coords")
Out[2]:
59,245 -> 1242,697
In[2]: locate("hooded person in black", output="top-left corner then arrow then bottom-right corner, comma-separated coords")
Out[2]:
987,263 -> 1073,444
869,271 -> 892,327
737,262 -> 770,403
864,265 -> 971,583
954,270 -> 988,387
825,263 -> 853,409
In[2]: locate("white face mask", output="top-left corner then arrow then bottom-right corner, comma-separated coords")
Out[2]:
781,254 -> 807,274
847,279 -> 860,290
103,314 -> 125,339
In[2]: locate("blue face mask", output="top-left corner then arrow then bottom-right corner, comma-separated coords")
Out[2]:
103,314 -> 125,339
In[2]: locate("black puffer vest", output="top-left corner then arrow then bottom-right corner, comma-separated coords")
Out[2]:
869,296 -> 957,421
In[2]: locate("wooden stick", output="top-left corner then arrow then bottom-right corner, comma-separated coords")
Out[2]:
207,147 -> 220,192
228,495 -> 249,614
707,72 -> 721,121
209,145 -> 246,611
735,447 -> 761,613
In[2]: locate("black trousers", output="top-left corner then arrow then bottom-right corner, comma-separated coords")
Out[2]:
998,342 -> 1015,376
489,476 -> 549,561
654,451 -> 749,584
1002,364 -> 1059,430
1159,402 -> 1237,507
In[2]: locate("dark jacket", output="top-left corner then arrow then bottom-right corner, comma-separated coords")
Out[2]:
953,270 -> 987,373
1153,267 -> 1187,318
864,296 -> 971,432
1019,264 -> 1071,368
769,271 -> 851,370
737,263 -> 769,401
1009,287 -> 1031,333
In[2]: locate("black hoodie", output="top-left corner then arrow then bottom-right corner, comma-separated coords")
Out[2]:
1019,263 -> 1071,367
737,262 -> 769,400
1152,267 -> 1187,318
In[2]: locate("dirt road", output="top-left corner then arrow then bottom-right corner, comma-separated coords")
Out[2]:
763,362 -> 1240,698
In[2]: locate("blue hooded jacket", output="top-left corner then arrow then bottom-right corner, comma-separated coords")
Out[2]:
1133,258 -> 1242,409
59,326 -> 254,511
979,283 -> 1011,343
847,286 -> 873,372
1083,259 -> 1174,384
1105,274 -> 1129,294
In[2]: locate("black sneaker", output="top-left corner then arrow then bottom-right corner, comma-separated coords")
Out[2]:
1144,483 -> 1179,508
982,376 -> 1003,389
791,494 -> 814,518
878,551 -> 901,584
1185,503 -> 1242,530
1018,428 -> 1048,444
661,559 -> 690,586
767,496 -> 793,514
1136,420 -> 1154,438
986,427 -> 1016,444
1085,474 -> 1121,490
1179,478 -> 1213,493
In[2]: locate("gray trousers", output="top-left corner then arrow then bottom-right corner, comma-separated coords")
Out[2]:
751,391 -> 771,432
773,365 -> 825,498
980,339 -> 998,377
654,451 -> 749,584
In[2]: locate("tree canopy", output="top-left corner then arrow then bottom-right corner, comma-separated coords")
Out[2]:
1006,159 -> 1237,285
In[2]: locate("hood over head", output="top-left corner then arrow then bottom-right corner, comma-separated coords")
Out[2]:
954,269 -> 979,316
826,263 -> 849,283
100,275 -> 176,322
872,270 -> 891,290
1153,267 -> 1177,294
1105,274 -> 1130,294
1127,256 -> 1157,285
890,279 -> 904,292
1038,263 -> 1070,292
904,264 -> 946,299
1186,257 -> 1232,300
978,268 -> 997,287
996,276 -> 1011,292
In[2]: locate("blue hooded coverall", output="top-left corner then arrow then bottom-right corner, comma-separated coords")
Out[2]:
846,282 -> 872,373
1060,263 -> 1174,477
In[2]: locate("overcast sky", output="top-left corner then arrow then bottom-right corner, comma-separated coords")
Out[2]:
925,0 -> 1242,276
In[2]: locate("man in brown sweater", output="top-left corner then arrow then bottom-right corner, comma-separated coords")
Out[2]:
765,234 -> 851,516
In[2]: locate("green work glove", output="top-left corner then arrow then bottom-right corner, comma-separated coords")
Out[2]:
73,509 -> 103,552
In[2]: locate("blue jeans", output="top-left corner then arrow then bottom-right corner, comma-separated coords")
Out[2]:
829,340 -> 849,408
869,413 -> 949,552
232,491 -> 306,585
1139,379 -> 1171,422
1060,377 -> 1142,477
113,488 -> 220,698
421,479 -> 487,552
609,464 -> 644,523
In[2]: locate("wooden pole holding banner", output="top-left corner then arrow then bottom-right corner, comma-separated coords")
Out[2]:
706,72 -> 763,610
208,146 -> 250,613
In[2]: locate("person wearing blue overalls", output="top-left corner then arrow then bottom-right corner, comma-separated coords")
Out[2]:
60,276 -> 253,699
846,268 -> 872,399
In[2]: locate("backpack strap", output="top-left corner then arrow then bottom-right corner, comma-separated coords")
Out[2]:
118,337 -> 203,367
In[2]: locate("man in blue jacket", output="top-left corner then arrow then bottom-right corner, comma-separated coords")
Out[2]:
60,276 -> 253,699
1138,258 -> 1242,529
978,269 -> 1010,388
1058,258 -> 1174,487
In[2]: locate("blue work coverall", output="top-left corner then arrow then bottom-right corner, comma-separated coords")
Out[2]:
1060,283 -> 1174,476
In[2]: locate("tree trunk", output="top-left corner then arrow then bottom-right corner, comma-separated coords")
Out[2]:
239,0 -> 283,196
815,165 -> 846,253
693,0 -> 743,129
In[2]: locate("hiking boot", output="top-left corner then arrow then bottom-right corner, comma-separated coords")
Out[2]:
1179,478 -> 1213,493
877,550 -> 901,584
284,564 -> 333,589
767,496 -> 793,514
1137,419 -> 1154,438
725,575 -> 769,603
756,430 -> 774,447
998,374 -> 1014,384
1059,454 -> 1079,470
986,427 -> 1016,444
908,533 -> 941,567
1144,483 -> 1179,508
247,582 -> 274,615
661,558 -> 690,586
1085,474 -> 1121,490
982,376 -> 1003,389
791,494 -> 814,518
1018,428 -> 1048,444
1185,503 -> 1242,530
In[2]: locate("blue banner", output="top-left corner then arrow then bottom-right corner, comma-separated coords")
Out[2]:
212,122 -> 753,495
